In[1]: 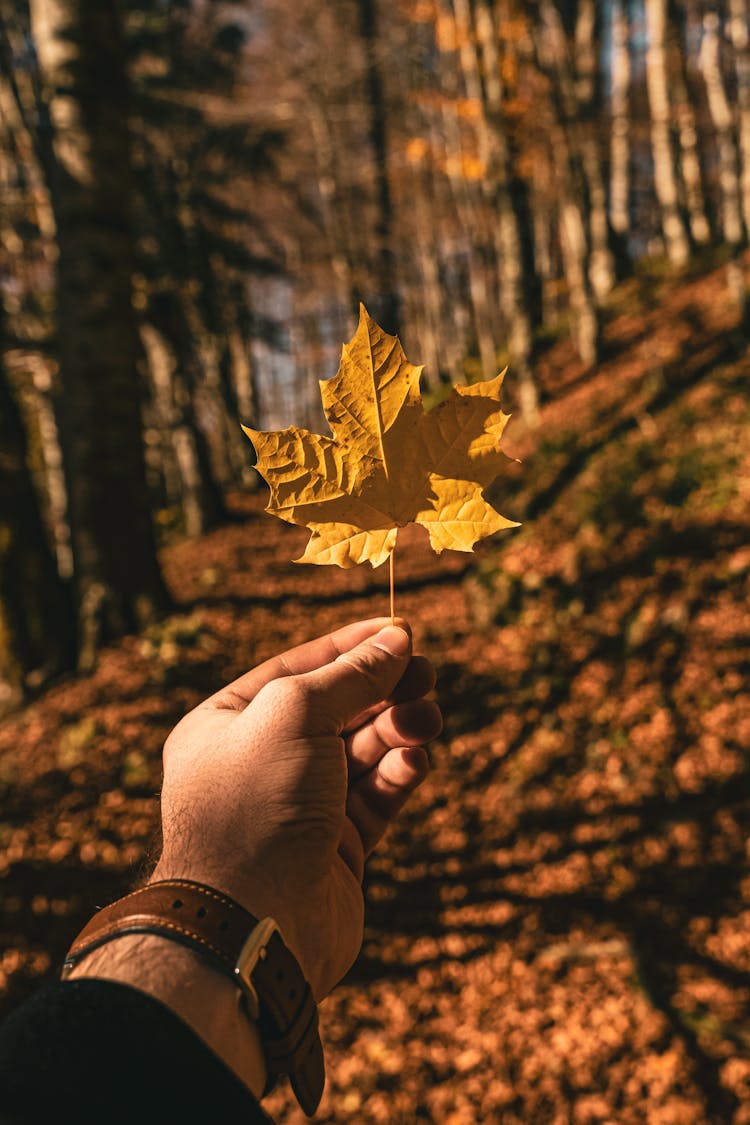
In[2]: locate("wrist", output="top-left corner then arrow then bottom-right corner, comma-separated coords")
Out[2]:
148,860 -> 305,983
67,933 -> 267,1100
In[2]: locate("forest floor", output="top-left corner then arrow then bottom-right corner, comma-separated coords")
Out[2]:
1,256 -> 750,1124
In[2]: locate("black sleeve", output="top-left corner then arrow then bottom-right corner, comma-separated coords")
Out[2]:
0,979 -> 274,1125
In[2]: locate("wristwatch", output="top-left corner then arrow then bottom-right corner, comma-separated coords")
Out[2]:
61,879 -> 325,1116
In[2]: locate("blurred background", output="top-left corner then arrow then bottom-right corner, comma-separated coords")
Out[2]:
1,1 -> 749,1122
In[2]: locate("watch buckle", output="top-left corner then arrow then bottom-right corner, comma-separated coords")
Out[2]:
234,916 -> 282,1020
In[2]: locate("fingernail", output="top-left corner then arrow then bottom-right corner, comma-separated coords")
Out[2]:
373,625 -> 411,657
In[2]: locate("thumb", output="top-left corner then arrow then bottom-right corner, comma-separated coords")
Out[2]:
298,625 -> 412,734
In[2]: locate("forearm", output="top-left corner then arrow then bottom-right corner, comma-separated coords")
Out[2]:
67,934 -> 267,1099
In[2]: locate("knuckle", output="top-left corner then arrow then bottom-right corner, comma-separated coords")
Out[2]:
255,675 -> 313,720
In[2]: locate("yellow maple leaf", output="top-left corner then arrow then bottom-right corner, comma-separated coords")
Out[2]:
242,306 -> 519,569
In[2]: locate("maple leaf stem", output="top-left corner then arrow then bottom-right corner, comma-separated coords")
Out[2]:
389,534 -> 396,624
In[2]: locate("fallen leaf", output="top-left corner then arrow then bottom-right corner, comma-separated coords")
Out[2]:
243,306 -> 519,568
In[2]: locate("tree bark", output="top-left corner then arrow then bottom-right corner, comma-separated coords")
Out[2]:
142,295 -> 227,539
532,2 -> 599,365
29,356 -> 73,580
571,0 -> 617,301
306,96 -> 360,332
670,4 -> 711,246
358,0 -> 400,335
728,0 -> 750,242
222,290 -> 262,484
699,11 -> 744,247
30,0 -> 169,667
403,147 -> 444,389
470,0 -> 539,420
644,0 -> 691,265
609,0 -> 631,240
436,1 -> 498,383
559,196 -> 599,366
0,316 -> 74,704
531,181 -> 558,327
699,9 -> 747,316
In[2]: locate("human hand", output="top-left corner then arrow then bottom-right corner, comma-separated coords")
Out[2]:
151,617 -> 441,1000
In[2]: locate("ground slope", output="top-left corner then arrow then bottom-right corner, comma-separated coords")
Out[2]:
1,258 -> 749,1124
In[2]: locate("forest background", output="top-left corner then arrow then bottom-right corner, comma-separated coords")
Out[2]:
1,1 -> 749,1122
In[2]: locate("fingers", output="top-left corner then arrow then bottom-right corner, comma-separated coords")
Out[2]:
343,691 -> 440,858
204,617 -> 407,712
346,698 -> 442,779
343,654 -> 437,734
296,625 -> 413,734
390,655 -> 436,702
346,746 -> 430,857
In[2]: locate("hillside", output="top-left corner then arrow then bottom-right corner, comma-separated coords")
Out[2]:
1,258 -> 749,1124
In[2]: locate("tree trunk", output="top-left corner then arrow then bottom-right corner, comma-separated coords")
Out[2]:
644,0 -> 691,265
29,355 -> 73,580
699,12 -> 744,247
571,0 -> 617,302
141,301 -> 227,539
178,288 -> 233,518
233,300 -> 262,431
0,319 -> 74,704
559,196 -> 599,366
402,36 -> 465,387
470,0 -> 539,420
403,148 -> 444,389
532,183 -> 559,327
532,3 -> 600,365
609,0 -> 631,240
306,97 -> 360,333
224,292 -> 261,483
728,0 -> 750,242
670,4 -> 711,246
30,0 -> 169,667
535,0 -> 616,305
699,9 -> 747,315
358,0 -> 400,335
0,7 -> 57,246
436,2 -> 498,383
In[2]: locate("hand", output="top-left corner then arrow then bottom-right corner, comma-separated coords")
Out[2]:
151,617 -> 441,999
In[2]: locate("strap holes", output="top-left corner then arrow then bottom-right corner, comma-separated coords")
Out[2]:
197,906 -> 206,918
172,899 -> 183,909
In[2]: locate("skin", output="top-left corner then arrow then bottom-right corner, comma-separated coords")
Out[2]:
70,617 -> 442,1099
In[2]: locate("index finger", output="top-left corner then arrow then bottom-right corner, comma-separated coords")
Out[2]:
204,617 -> 411,711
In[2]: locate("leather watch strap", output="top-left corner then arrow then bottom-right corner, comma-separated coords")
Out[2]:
61,880 -> 325,1116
